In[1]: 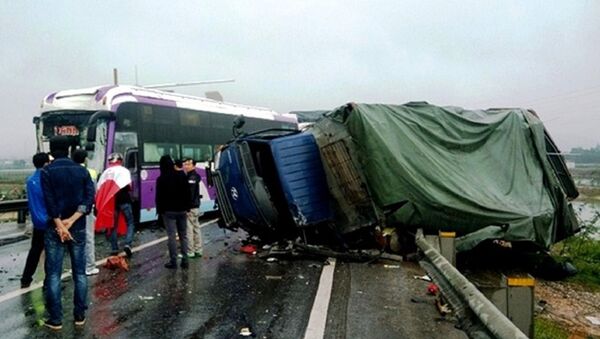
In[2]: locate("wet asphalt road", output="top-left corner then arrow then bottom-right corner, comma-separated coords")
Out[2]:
0,220 -> 467,338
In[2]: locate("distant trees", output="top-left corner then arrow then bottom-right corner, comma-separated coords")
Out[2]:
568,145 -> 600,164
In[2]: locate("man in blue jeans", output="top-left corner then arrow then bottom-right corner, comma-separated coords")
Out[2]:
41,137 -> 95,330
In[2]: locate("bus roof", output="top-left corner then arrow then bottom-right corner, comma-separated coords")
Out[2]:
40,85 -> 297,123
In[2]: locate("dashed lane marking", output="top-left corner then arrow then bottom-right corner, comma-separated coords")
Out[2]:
304,257 -> 336,339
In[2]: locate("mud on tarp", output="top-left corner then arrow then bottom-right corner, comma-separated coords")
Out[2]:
321,102 -> 578,251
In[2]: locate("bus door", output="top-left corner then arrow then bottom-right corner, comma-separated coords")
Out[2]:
124,148 -> 140,222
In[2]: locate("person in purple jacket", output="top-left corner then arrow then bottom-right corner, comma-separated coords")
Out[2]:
20,152 -> 51,288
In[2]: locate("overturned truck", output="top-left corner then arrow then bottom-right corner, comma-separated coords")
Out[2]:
212,102 -> 579,252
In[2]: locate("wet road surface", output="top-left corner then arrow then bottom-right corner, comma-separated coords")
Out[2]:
0,220 -> 467,338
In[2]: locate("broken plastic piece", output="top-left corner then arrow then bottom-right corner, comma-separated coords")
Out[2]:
413,275 -> 432,282
427,283 -> 439,295
138,296 -> 154,300
239,327 -> 253,336
585,316 -> 600,325
240,244 -> 257,255
265,275 -> 283,280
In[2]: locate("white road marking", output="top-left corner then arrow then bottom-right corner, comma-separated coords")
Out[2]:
0,219 -> 217,304
304,257 -> 336,339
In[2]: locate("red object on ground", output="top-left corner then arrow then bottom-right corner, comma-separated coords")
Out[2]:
240,244 -> 257,254
427,283 -> 439,295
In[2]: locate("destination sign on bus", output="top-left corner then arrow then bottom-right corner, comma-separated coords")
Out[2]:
54,125 -> 79,136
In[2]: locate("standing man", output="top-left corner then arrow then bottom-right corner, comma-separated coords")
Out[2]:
41,137 -> 95,330
95,153 -> 135,257
183,158 -> 203,258
20,152 -> 50,288
72,149 -> 99,275
156,155 -> 190,269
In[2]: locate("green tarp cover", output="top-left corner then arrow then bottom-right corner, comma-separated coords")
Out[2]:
327,102 -> 577,251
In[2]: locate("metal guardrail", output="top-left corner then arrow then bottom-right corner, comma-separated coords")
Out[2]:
0,199 -> 28,224
415,230 -> 528,339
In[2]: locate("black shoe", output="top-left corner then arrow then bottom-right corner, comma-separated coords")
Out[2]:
20,280 -> 31,288
180,260 -> 189,269
74,314 -> 86,326
43,320 -> 63,330
124,246 -> 133,258
164,262 -> 177,269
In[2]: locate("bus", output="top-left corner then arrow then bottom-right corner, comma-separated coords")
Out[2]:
33,85 -> 298,223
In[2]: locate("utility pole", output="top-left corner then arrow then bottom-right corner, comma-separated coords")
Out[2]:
113,68 -> 119,85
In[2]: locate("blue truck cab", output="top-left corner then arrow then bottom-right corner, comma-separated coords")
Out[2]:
212,129 -> 332,240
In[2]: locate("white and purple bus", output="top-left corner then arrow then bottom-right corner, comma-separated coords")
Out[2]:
33,85 -> 298,223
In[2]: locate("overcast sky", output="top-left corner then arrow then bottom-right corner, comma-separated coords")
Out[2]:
1,1 -> 599,158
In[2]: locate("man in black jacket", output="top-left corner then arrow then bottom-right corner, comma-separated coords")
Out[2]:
41,137 -> 95,329
183,158 -> 204,258
156,155 -> 191,269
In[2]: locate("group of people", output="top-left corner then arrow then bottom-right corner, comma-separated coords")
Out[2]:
156,155 -> 204,269
19,136 -> 204,331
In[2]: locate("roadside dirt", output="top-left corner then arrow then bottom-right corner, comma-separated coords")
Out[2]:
536,280 -> 600,338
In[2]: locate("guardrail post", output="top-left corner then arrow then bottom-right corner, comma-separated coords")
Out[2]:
478,274 -> 535,338
438,231 -> 456,266
506,275 -> 535,338
424,232 -> 456,266
17,210 -> 27,226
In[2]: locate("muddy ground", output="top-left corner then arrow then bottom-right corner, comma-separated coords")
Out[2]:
536,280 -> 600,337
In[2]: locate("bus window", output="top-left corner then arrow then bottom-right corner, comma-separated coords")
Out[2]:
143,142 -> 180,163
182,144 -> 212,162
114,132 -> 138,156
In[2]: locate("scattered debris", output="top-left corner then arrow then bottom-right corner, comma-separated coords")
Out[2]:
265,275 -> 283,280
266,257 -> 278,263
413,275 -> 432,282
383,264 -> 400,269
138,296 -> 154,301
104,256 -> 129,271
427,283 -> 439,296
436,297 -> 452,315
239,327 -> 253,337
240,244 -> 257,255
410,296 -> 430,304
586,316 -> 600,326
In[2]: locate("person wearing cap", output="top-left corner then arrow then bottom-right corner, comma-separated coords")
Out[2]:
20,152 -> 51,289
97,152 -> 135,257
41,136 -> 95,330
72,149 -> 99,276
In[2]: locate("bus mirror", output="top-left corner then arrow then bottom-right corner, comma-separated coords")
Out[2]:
85,142 -> 95,151
86,125 -> 96,143
232,115 -> 246,137
205,166 -> 214,187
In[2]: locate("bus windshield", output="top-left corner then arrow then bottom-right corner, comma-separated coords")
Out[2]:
35,110 -> 95,153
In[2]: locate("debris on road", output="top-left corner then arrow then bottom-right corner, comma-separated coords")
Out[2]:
265,275 -> 283,280
239,326 -> 253,336
413,275 -> 432,282
138,296 -> 155,301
